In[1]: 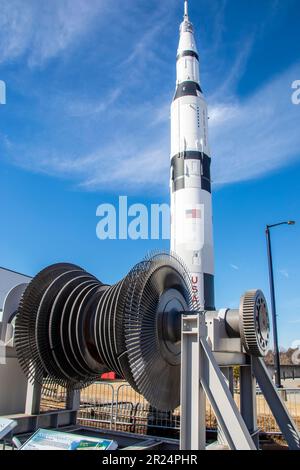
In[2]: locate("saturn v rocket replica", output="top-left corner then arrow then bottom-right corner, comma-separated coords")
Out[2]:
170,1 -> 215,311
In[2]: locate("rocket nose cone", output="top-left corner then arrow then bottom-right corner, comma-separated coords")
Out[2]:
184,1 -> 189,20
180,1 -> 194,35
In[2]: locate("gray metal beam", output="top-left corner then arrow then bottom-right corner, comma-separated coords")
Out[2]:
25,380 -> 42,417
66,390 -> 80,412
217,367 -> 233,448
252,357 -> 300,450
240,363 -> 259,449
180,315 -> 206,450
200,335 -> 256,450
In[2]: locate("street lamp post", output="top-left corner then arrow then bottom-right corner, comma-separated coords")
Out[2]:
265,221 -> 295,388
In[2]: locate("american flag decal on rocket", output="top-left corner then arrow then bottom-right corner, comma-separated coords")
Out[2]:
186,209 -> 201,219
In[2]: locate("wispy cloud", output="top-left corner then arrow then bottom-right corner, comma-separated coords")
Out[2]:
279,269 -> 289,279
121,22 -> 164,69
209,35 -> 255,101
0,132 -> 11,149
80,146 -> 168,191
1,0 -> 300,194
0,0 -> 106,66
230,264 -> 239,271
14,62 -> 298,193
209,64 -> 300,186
64,88 -> 123,118
8,136 -> 170,193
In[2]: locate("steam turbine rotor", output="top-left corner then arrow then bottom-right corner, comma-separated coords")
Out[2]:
15,253 -> 193,411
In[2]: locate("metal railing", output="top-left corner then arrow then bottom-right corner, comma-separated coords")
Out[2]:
76,381 -> 299,437
40,380 -> 67,412
78,382 -> 115,430
77,382 -> 181,437
256,388 -> 300,434
113,384 -> 180,435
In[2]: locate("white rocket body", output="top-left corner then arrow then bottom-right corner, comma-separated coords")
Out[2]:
170,2 -> 215,310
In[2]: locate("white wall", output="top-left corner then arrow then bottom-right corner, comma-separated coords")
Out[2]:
0,268 -> 31,310
0,357 -> 28,415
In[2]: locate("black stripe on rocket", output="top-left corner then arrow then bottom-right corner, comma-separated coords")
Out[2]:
173,81 -> 202,101
192,273 -> 215,310
171,151 -> 211,193
176,50 -> 199,61
204,273 -> 215,310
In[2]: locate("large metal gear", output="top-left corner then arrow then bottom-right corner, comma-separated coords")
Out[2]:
15,253 -> 194,411
239,290 -> 270,357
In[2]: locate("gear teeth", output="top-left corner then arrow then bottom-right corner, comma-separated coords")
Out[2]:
240,290 -> 270,357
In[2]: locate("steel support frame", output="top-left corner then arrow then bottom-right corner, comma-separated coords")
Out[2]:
180,314 -> 256,450
180,313 -> 300,450
216,367 -> 235,448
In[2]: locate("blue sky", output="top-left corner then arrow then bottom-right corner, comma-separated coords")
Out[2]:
0,0 -> 299,348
